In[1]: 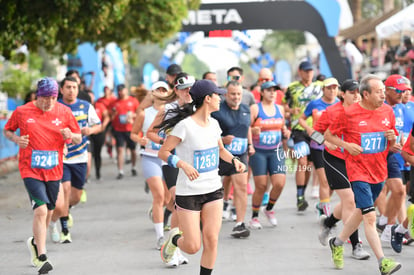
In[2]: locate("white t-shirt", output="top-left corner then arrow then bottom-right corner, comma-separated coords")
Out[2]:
171,116 -> 223,196
140,106 -> 160,157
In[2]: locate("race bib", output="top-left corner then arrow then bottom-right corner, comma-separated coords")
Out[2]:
193,147 -> 219,173
31,150 -> 58,169
224,137 -> 247,155
293,141 -> 310,157
259,131 -> 281,147
119,114 -> 127,124
361,132 -> 386,154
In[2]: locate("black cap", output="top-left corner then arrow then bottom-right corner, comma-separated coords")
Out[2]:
341,79 -> 359,92
299,61 -> 313,71
166,64 -> 182,76
190,80 -> 226,103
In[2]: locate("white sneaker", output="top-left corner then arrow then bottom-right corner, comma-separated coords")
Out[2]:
230,207 -> 237,221
165,249 -> 179,267
311,186 -> 319,199
222,202 -> 231,220
263,209 -> 277,227
381,225 -> 392,243
176,248 -> 189,265
351,243 -> 370,260
318,215 -> 331,246
156,236 -> 164,250
49,223 -> 60,243
249,218 -> 262,229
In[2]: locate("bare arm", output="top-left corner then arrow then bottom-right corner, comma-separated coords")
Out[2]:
324,129 -> 362,156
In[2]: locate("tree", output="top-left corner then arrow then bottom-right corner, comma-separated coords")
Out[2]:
0,0 -> 200,59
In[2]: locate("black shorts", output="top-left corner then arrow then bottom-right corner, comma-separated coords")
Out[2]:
218,153 -> 248,176
401,170 -> 410,185
322,150 -> 350,190
23,178 -> 60,210
175,188 -> 224,211
62,163 -> 87,190
310,148 -> 324,169
162,165 -> 179,190
113,131 -> 136,150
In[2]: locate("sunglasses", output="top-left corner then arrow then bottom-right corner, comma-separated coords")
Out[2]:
175,76 -> 195,87
387,86 -> 407,93
227,75 -> 241,81
258,78 -> 273,82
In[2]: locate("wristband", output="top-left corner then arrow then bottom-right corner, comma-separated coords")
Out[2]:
231,156 -> 240,167
167,154 -> 180,168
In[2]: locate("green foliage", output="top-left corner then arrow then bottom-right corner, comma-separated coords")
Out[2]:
0,0 -> 201,59
181,54 -> 209,79
262,30 -> 306,63
0,65 -> 41,98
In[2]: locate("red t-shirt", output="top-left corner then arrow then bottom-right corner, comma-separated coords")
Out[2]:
110,96 -> 139,132
329,103 -> 397,184
94,102 -> 106,121
314,102 -> 345,159
4,102 -> 81,181
402,131 -> 414,155
96,95 -> 117,110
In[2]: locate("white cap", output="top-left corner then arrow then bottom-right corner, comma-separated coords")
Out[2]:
151,81 -> 169,91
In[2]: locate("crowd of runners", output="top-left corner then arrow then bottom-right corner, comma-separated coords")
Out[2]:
3,61 -> 414,275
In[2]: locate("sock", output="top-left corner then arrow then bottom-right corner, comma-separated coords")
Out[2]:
378,215 -> 388,226
296,186 -> 305,197
378,257 -> 384,266
252,204 -> 260,218
164,209 -> 172,226
60,216 -> 69,235
154,222 -> 164,239
266,198 -> 277,211
349,230 -> 360,249
172,234 -> 181,247
38,254 -> 47,261
119,170 -> 124,174
324,214 -> 340,228
235,221 -> 243,227
396,224 -> 408,234
334,237 -> 344,246
200,266 -> 213,275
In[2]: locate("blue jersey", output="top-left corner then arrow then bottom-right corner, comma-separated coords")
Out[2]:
58,99 -> 101,163
212,102 -> 250,155
303,97 -> 339,118
388,102 -> 406,171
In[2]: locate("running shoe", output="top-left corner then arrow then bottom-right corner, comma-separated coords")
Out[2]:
403,232 -> 414,245
390,224 -> 404,253
222,201 -> 231,220
315,202 -> 324,219
36,258 -> 53,274
131,168 -> 137,176
379,258 -> 401,275
165,250 -> 179,267
297,196 -> 308,212
49,223 -> 60,243
230,207 -> 237,221
164,224 -> 171,232
329,238 -> 344,269
144,181 -> 150,194
60,232 -> 72,244
318,215 -> 331,246
248,218 -> 262,229
408,204 -> 414,239
161,227 -> 181,263
231,223 -> 250,238
156,236 -> 164,250
351,243 -> 370,260
148,206 -> 153,222
376,222 -> 386,233
67,213 -> 73,228
176,248 -> 189,265
80,189 -> 87,203
116,173 -> 124,180
246,182 -> 253,195
381,225 -> 392,242
263,209 -> 277,226
26,237 -> 38,267
261,192 -> 269,206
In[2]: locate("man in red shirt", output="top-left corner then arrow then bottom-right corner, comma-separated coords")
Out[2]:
325,74 -> 401,274
3,77 -> 81,274
110,84 -> 140,179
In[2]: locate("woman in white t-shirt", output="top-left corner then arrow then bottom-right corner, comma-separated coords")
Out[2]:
157,80 -> 245,275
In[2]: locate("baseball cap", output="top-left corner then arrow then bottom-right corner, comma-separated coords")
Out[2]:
175,75 -> 196,90
261,81 -> 280,90
299,61 -> 313,71
384,74 -> 412,91
189,80 -> 226,103
166,64 -> 182,76
323,77 -> 339,87
37,77 -> 59,97
341,79 -> 359,92
151,81 -> 169,91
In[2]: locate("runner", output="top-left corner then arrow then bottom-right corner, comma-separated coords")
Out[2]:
157,80 -> 245,275
299,77 -> 339,218
325,74 -> 401,274
211,80 -> 253,238
313,79 -> 370,259
248,80 -> 290,229
51,76 -> 102,244
3,77 -> 81,274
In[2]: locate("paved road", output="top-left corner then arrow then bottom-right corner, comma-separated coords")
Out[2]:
1,155 -> 413,275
